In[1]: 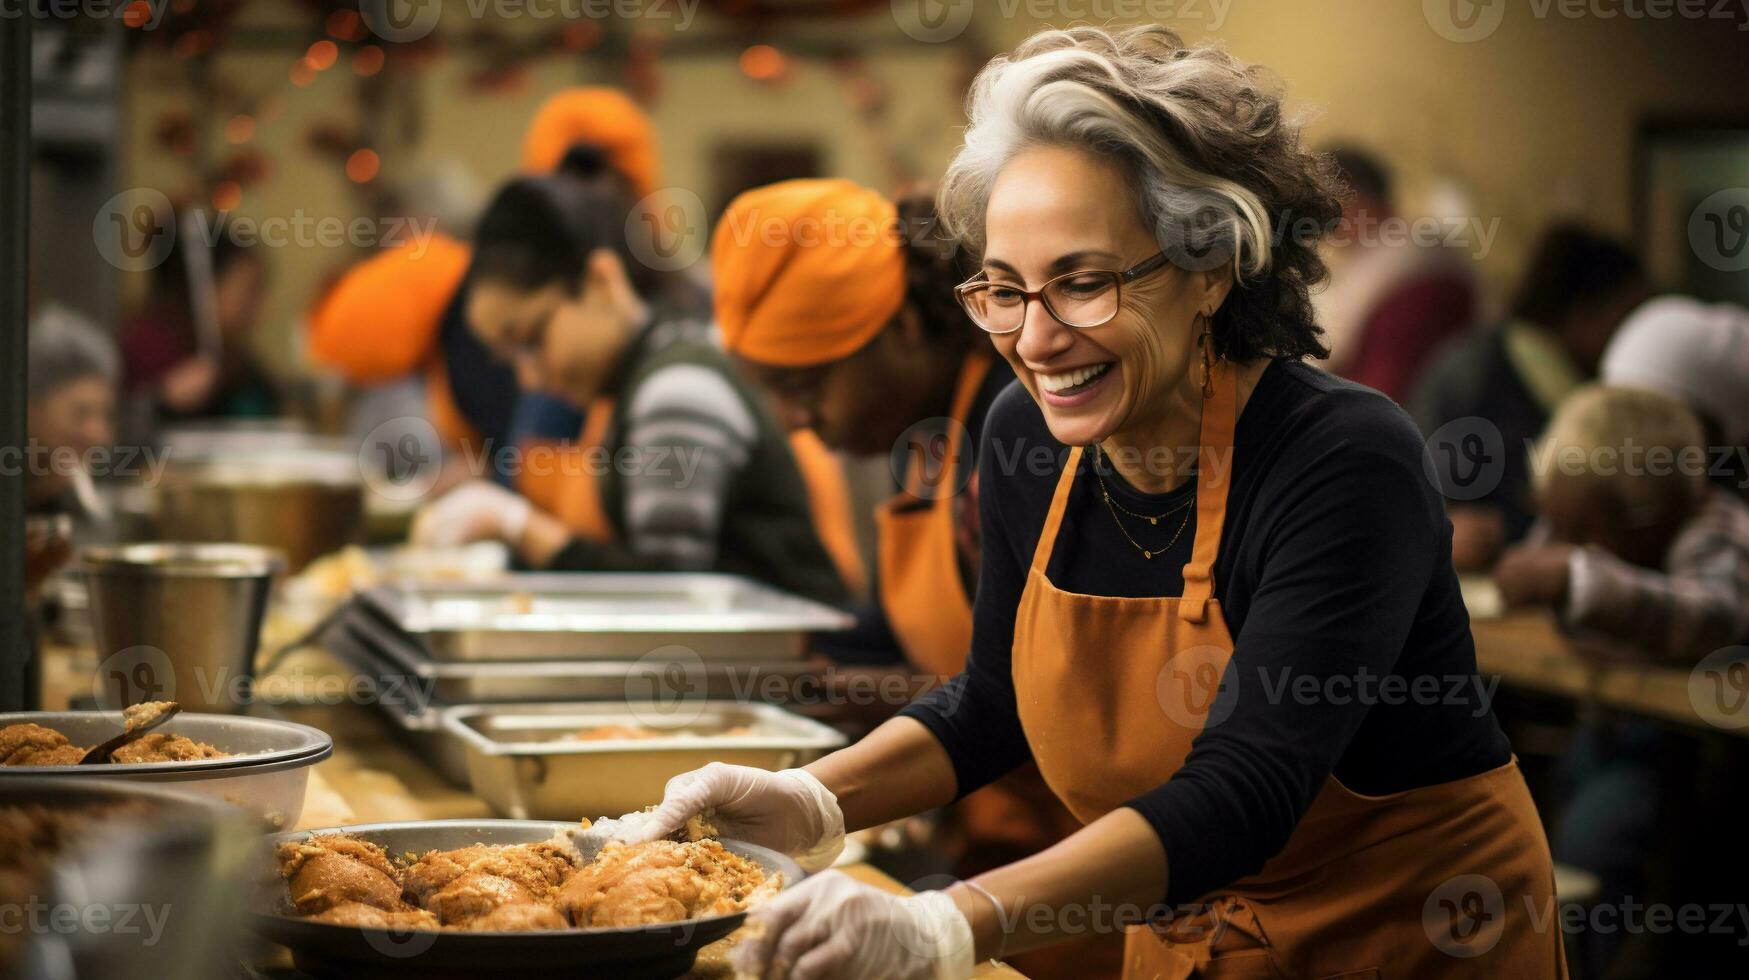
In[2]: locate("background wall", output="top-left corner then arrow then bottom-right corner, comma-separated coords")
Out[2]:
107,0 -> 1749,378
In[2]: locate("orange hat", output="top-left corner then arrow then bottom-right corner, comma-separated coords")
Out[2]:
307,234 -> 471,384
712,179 -> 906,368
520,87 -> 660,200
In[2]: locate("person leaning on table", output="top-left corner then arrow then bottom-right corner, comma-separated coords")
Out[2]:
615,26 -> 1566,980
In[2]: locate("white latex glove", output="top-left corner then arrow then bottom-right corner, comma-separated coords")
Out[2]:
409,480 -> 532,548
732,870 -> 975,980
617,763 -> 845,872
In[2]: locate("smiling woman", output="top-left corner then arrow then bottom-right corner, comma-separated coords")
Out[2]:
628,25 -> 1568,980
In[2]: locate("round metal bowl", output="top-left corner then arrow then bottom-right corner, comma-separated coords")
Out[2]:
0,777 -> 260,980
251,820 -> 805,980
0,711 -> 332,830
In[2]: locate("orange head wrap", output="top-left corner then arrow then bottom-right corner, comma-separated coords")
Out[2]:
712,179 -> 906,368
520,87 -> 659,200
307,234 -> 471,384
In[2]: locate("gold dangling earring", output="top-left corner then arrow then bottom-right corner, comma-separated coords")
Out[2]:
1197,315 -> 1215,400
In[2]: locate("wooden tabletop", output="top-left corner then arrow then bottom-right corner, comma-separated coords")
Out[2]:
1468,606 -> 1749,737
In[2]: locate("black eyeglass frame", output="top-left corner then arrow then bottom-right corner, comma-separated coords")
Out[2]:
954,250 -> 1173,334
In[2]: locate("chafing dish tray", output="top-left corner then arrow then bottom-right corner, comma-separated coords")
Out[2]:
444,702 -> 845,820
356,572 -> 853,662
251,819 -> 804,980
325,605 -> 828,705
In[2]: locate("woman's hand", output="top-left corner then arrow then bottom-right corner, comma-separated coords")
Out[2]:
410,480 -> 532,548
731,871 -> 974,980
620,763 -> 846,872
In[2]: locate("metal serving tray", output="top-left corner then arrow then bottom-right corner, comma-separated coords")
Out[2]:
443,702 -> 846,820
357,572 -> 854,662
253,820 -> 804,980
322,609 -> 827,706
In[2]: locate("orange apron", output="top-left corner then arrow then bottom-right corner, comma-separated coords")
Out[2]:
878,354 -> 1111,979
1012,360 -> 1567,979
517,397 -> 617,543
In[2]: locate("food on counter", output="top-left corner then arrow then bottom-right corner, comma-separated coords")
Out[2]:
0,719 -> 231,767
0,723 -> 87,766
121,700 -> 176,733
110,733 -> 229,763
0,800 -> 155,967
278,835 -> 409,914
570,723 -> 755,742
559,839 -> 775,928
275,830 -> 777,933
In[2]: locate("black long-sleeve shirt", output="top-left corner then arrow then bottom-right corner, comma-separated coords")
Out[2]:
900,358 -> 1512,906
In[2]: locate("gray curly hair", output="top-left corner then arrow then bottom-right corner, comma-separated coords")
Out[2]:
938,25 -> 1342,361
29,306 -> 119,400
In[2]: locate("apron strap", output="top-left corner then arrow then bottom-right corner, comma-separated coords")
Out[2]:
902,354 -> 993,501
1029,445 -> 1082,574
1179,359 -> 1237,624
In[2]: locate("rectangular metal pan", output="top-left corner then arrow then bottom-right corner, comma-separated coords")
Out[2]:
356,572 -> 853,662
442,702 -> 846,820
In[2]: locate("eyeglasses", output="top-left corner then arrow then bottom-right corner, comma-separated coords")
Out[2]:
954,251 -> 1172,334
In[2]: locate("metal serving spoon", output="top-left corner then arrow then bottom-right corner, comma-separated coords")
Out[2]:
80,701 -> 183,765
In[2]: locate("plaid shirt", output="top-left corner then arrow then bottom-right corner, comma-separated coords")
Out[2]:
1563,489 -> 1749,664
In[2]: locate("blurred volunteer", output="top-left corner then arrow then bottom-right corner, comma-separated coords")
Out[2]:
622,27 -> 1565,980
307,87 -> 668,493
411,169 -> 848,605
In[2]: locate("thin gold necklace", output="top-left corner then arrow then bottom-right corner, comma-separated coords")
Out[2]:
1091,445 -> 1193,560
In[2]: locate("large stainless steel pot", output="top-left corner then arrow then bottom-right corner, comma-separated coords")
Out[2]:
154,444 -> 365,573
81,543 -> 283,713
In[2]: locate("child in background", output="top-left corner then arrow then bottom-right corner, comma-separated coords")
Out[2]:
1494,384 -> 1749,662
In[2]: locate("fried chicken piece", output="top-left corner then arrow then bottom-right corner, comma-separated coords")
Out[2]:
0,723 -> 77,766
403,841 -> 577,907
277,836 -> 406,914
558,840 -> 771,928
454,900 -> 568,932
424,871 -> 543,926
312,901 -> 440,931
110,733 -> 229,764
